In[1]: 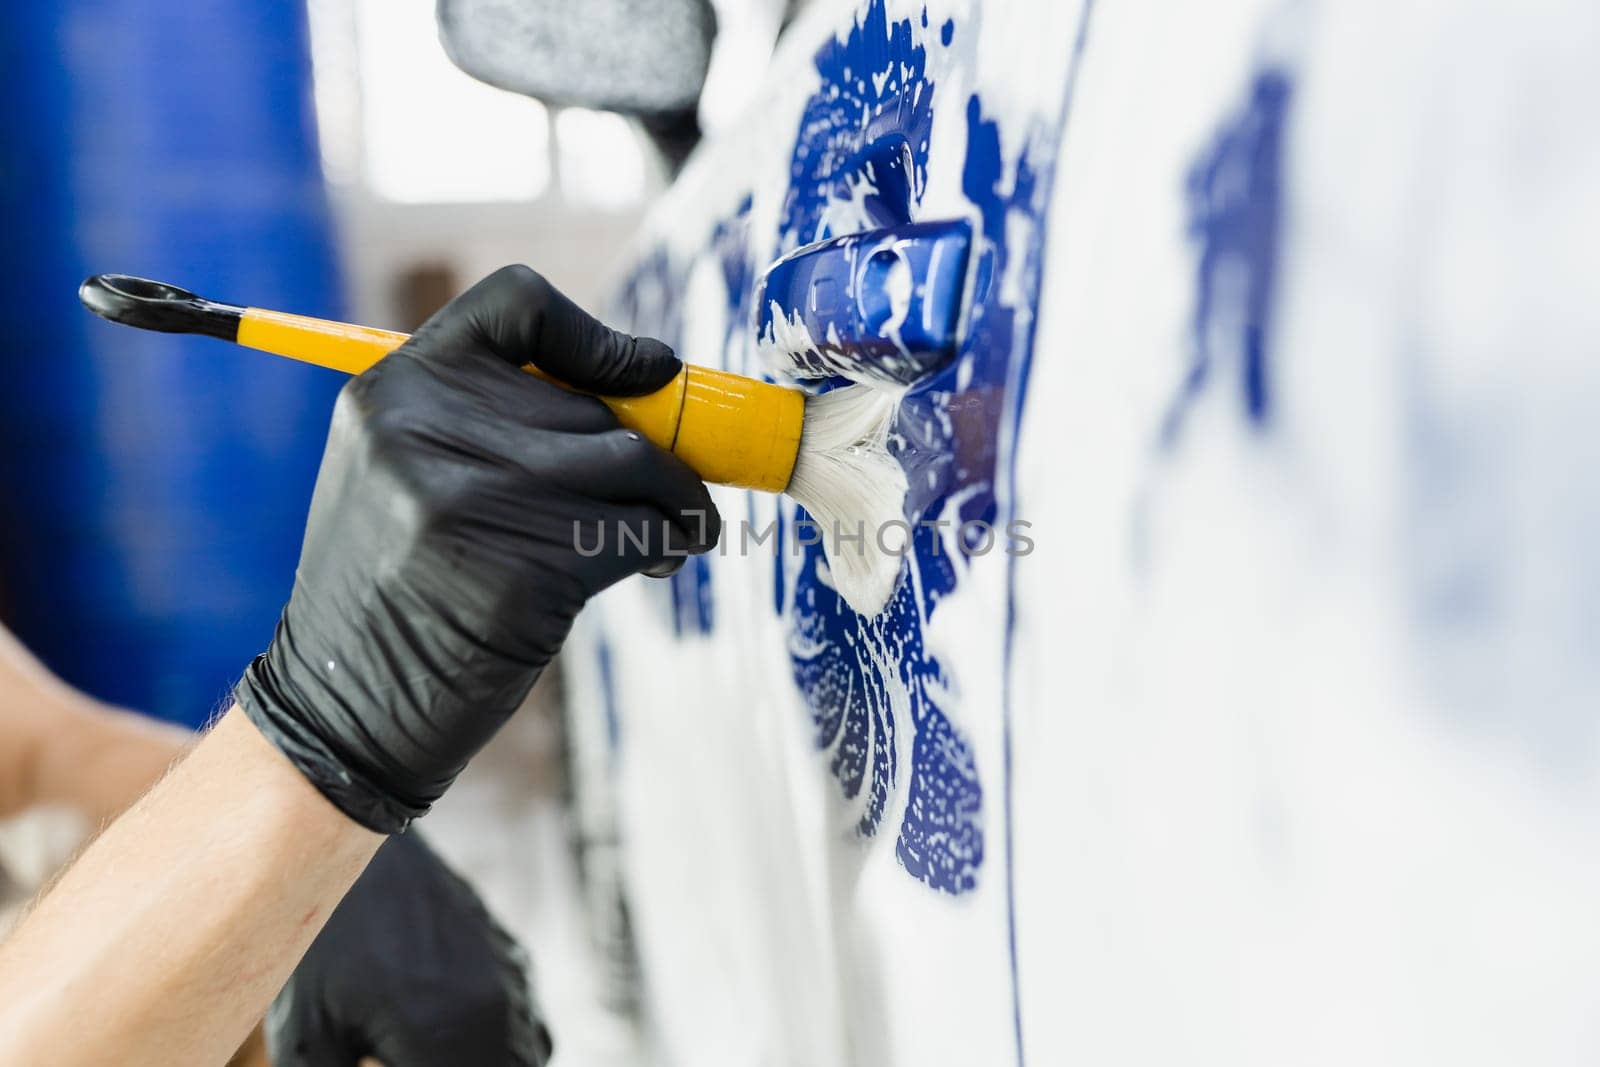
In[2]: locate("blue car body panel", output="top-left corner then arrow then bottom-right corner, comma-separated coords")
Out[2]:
580,3 -> 1087,1061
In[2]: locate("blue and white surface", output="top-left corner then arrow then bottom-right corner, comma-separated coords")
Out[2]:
568,0 -> 1600,1063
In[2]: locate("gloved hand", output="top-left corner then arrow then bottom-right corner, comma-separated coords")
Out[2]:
267,832 -> 552,1067
237,265 -> 718,832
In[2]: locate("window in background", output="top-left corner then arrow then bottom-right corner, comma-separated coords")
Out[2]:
308,0 -> 550,203
555,109 -> 649,211
306,0 -> 653,210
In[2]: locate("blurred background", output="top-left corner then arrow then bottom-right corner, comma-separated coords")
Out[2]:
0,0 -> 676,726
0,1 -> 781,1059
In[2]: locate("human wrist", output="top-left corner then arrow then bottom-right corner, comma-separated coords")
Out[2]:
235,646 -> 434,835
207,706 -> 387,847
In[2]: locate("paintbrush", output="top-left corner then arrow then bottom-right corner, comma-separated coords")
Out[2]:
78,273 -> 906,615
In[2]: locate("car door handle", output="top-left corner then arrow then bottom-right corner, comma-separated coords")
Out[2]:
755,218 -> 971,386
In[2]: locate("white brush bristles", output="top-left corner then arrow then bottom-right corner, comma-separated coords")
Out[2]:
786,386 -> 908,617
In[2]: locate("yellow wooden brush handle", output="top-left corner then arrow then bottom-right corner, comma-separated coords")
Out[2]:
235,307 -> 803,492
237,308 -> 407,375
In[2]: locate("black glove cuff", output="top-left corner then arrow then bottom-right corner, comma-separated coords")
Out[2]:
235,652 -> 427,834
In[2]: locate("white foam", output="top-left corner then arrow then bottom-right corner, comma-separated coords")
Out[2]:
759,296 -> 928,385
757,300 -> 822,374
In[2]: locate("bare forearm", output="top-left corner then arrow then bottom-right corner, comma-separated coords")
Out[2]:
0,707 -> 383,1065
30,704 -> 190,825
0,622 -> 188,823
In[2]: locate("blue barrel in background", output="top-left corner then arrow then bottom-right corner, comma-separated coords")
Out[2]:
0,3 -> 346,726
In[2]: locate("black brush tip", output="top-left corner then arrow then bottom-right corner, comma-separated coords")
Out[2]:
79,274 -> 242,341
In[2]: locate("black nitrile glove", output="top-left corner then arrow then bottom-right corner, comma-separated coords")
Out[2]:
236,265 -> 718,832
267,832 -> 553,1067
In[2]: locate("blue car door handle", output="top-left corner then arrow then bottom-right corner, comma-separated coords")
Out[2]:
755,218 -> 972,386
